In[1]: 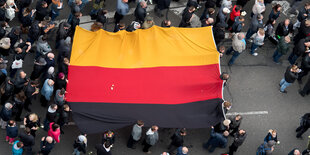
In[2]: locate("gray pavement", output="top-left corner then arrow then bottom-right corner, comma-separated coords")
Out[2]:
0,0 -> 309,155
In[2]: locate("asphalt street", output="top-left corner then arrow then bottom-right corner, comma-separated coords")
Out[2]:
0,0 -> 309,154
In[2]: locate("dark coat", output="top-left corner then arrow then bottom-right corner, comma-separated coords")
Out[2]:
21,14 -> 33,27
297,7 -> 310,22
24,114 -> 40,130
30,64 -> 46,80
35,3 -> 49,21
28,21 -> 42,41
134,3 -> 146,23
24,83 -> 36,99
73,140 -> 86,153
0,106 -> 12,121
276,37 -> 290,55
213,26 -> 225,45
12,75 -> 27,90
0,26 -> 6,39
206,128 -> 227,148
170,130 -> 184,147
294,20 -> 310,43
57,110 -> 69,125
157,0 -> 171,10
301,54 -> 310,69
46,110 -> 57,123
275,21 -> 293,37
95,144 -> 112,155
232,132 -> 247,147
19,132 -> 35,147
284,66 -> 298,83
0,7 -> 5,21
55,78 -> 66,90
96,10 -> 107,26
7,28 -> 21,48
204,0 -> 216,9
56,22 -> 70,42
6,125 -> 18,138
179,8 -> 193,27
40,137 -> 55,155
58,62 -> 68,75
232,17 -> 243,33
293,38 -> 307,56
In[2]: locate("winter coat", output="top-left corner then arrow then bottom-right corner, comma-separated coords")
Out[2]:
301,54 -> 310,69
134,3 -> 146,22
276,37 -> 290,55
0,105 -> 12,121
232,33 -> 246,53
297,7 -> 310,22
253,32 -> 265,46
48,122 -> 60,143
73,140 -> 86,153
95,144 -> 112,155
231,16 -> 243,33
36,35 -> 52,55
213,26 -> 225,45
293,38 -> 307,56
215,8 -> 228,28
35,2 -> 48,21
230,5 -> 240,21
131,124 -> 142,141
116,0 -> 129,15
284,65 -> 298,83
250,14 -> 263,32
170,130 -> 184,147
145,129 -> 159,146
28,21 -> 42,41
40,137 -> 55,155
41,79 -> 54,101
252,0 -> 265,15
207,128 -> 228,148
12,140 -> 23,155
6,125 -> 18,138
19,132 -> 35,147
232,132 -> 246,147
275,21 -> 293,37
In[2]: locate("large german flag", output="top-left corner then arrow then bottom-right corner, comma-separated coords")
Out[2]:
66,26 -> 224,134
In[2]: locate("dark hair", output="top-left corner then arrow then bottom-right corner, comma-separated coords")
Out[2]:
41,1 -> 47,6
25,127 -> 31,134
52,123 -> 60,131
16,91 -> 26,102
74,12 -> 81,17
17,142 -> 23,147
63,104 -> 69,109
104,140 -> 111,148
273,4 -> 281,12
8,120 -> 15,126
0,1 -> 5,7
0,21 -> 6,27
60,88 -> 66,95
235,5 -> 241,11
180,128 -> 187,134
50,104 -> 57,109
41,34 -> 48,41
137,120 -> 144,126
30,79 -> 39,85
266,18 -> 276,26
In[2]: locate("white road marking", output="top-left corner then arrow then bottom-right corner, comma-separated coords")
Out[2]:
226,111 -> 269,116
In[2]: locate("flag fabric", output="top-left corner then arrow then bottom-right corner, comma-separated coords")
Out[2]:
66,26 -> 225,134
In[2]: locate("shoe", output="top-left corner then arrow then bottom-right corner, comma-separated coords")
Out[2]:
299,90 -> 305,97
252,52 -> 258,56
273,60 -> 281,64
296,135 -> 303,139
146,151 -> 152,154
280,90 -> 287,93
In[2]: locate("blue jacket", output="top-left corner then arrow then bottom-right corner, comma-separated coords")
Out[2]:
12,140 -> 23,155
116,0 -> 129,15
176,146 -> 187,155
6,125 -> 18,138
208,128 -> 228,148
41,79 -> 54,101
0,106 -> 12,121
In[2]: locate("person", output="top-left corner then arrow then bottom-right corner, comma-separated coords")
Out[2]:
294,19 -> 310,45
6,120 -> 18,144
203,126 -> 228,153
0,102 -> 12,128
275,19 -> 293,38
1,77 -> 14,105
161,152 -> 170,155
299,77 -> 310,97
19,8 -> 35,33
296,113 -> 310,138
10,45 -> 31,78
250,28 -> 265,56
39,136 -> 55,155
0,1 -> 6,22
68,0 -> 82,23
73,134 -> 87,155
142,16 -> 155,29
290,0 -> 303,15
143,125 -> 159,154
58,57 -> 69,76
176,146 -> 188,155
48,122 -> 60,143
288,38 -> 310,65
35,1 -> 49,21
30,57 -> 47,80
214,119 -> 230,133
297,52 -> 310,83
293,2 -> 310,30
231,16 -> 244,33
227,5 -> 241,29
201,17 -> 214,27
23,80 -> 39,112
114,0 -> 129,24
302,136 -> 310,154
27,20 -> 46,44
228,129 -> 247,155
215,7 -> 230,29
19,127 -> 35,155
200,7 -> 215,22
213,23 -> 225,46
264,129 -> 279,144
57,104 -> 70,134
113,23 -> 125,32
90,21 -> 103,32
223,101 -> 232,114
226,33 -> 246,66
218,46 -> 226,58
252,0 -> 265,17
126,21 -> 140,32
96,141 -> 113,155
12,141 -> 23,155
288,149 -> 301,155
127,120 -> 144,149
7,27 -> 21,49
23,113 -> 40,137
264,18 -> 276,40
35,35 -> 52,59
96,9 -> 107,26
272,36 -> 291,64
55,22 -> 70,48
44,104 -> 58,131
134,1 -> 147,24
268,4 -> 281,21
69,12 -> 82,37
228,115 -> 242,136
102,130 -> 115,145
155,0 -> 171,17
40,79 -> 54,107
50,0 -> 63,21
179,6 -> 195,28
279,65 -> 300,93
54,88 -> 65,109
168,128 -> 187,154
256,140 -> 276,155
246,14 -> 263,40
89,0 -> 104,20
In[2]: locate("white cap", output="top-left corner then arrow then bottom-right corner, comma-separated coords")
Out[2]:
223,8 -> 231,14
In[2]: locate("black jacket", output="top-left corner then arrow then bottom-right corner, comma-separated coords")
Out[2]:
7,28 -> 21,48
0,26 -> 5,39
56,22 -> 70,42
134,3 -> 146,23
170,130 -> 184,147
28,21 -> 42,41
232,132 -> 247,147
157,0 -> 171,10
275,22 -> 293,37
96,11 -> 107,26
293,38 -> 307,56
30,63 -> 46,80
297,7 -> 310,22
301,54 -> 310,69
213,26 -> 225,45
19,132 -> 35,147
95,144 -> 112,155
284,66 -> 298,83
73,140 -> 86,153
40,137 -> 55,155
35,3 -> 49,21
0,7 -> 5,21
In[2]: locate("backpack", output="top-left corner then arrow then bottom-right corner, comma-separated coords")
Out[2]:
256,142 -> 271,155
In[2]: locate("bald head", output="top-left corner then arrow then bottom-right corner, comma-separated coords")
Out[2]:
237,33 -> 245,40
182,147 -> 189,154
46,136 -> 53,143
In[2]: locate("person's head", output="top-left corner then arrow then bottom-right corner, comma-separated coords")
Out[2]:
161,152 -> 169,155
291,65 -> 299,72
137,120 -> 144,127
237,33 -> 245,40
239,129 -> 246,134
257,14 -> 263,20
151,125 -> 158,131
239,16 -> 245,22
47,79 -> 54,86
284,19 -> 290,26
0,1 -> 6,8
4,102 -> 12,110
182,147 -> 189,154
90,22 -> 103,32
223,101 -> 231,108
104,140 -> 111,148
52,123 -> 60,131
273,4 -> 281,12
50,104 -> 58,111
284,36 -> 291,43
235,114 -> 242,121
17,141 -> 24,148
163,20 -> 171,27
75,0 -> 82,5
145,16 -> 154,24
0,21 -> 7,28
140,1 -> 147,8
221,72 -> 230,80
258,28 -> 265,36
105,130 -> 114,137
188,6 -> 196,13
60,88 -> 66,95
219,46 -> 225,53
16,91 -> 26,102
305,2 -> 310,10
23,7 -> 31,16
64,57 -> 70,65
41,1 -> 47,8
74,12 -> 82,18
294,149 -> 301,155
222,7 -> 230,14
208,8 -> 215,15
20,70 -> 26,78
271,129 -> 277,137
45,136 -> 53,143
15,47 -> 22,54
63,104 -> 70,111
223,119 -> 231,127
206,18 -> 214,25
63,22 -> 70,29
8,120 -> 15,126
29,113 -> 38,122
235,5 -> 241,12
47,52 -> 54,60
25,127 -> 31,134
305,40 -> 310,47
122,0 -> 128,3
47,67 -> 54,75
305,20 -> 310,27
223,131 -> 229,137
119,23 -> 125,30
180,128 -> 187,136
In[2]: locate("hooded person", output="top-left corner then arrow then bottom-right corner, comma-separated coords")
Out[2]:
30,57 -> 47,80
36,35 -> 52,59
40,79 -> 54,107
73,135 -> 87,155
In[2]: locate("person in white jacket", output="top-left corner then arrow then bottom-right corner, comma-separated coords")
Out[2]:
252,0 -> 265,17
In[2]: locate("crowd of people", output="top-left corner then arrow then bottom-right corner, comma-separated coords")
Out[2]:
0,0 -> 307,154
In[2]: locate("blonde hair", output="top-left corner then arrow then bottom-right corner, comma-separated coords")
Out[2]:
258,28 -> 265,35
29,113 -> 38,122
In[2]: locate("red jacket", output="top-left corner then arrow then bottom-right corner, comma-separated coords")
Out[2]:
48,122 -> 60,143
230,5 -> 240,21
